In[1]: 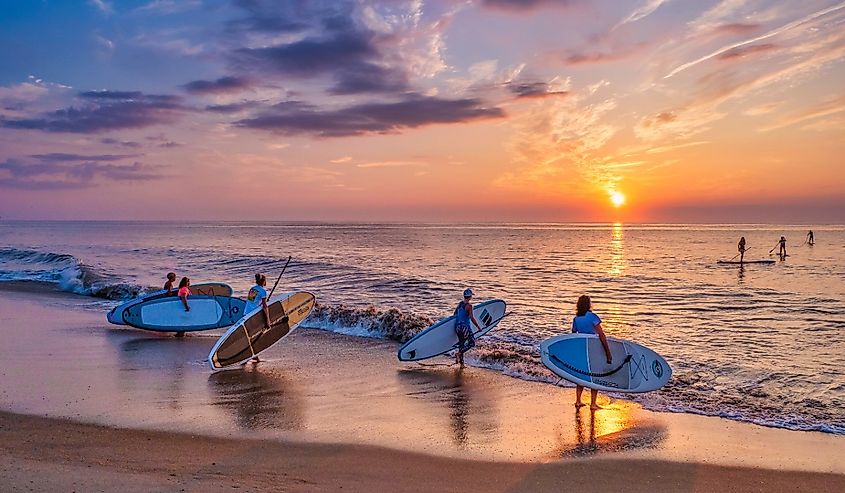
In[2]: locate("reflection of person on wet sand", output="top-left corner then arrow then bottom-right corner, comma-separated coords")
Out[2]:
570,295 -> 612,411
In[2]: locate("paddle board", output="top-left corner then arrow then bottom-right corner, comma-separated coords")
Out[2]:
716,260 -> 776,265
107,282 -> 233,325
208,291 -> 316,370
397,299 -> 507,362
540,334 -> 671,393
122,295 -> 246,332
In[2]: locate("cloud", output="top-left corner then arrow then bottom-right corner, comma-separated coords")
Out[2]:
615,0 -> 671,28
715,43 -> 778,61
0,157 -> 162,190
330,156 -> 353,163
29,153 -> 140,162
89,0 -> 113,15
100,137 -> 142,148
356,161 -> 426,168
134,0 -> 202,14
205,100 -> 263,113
759,95 -> 845,132
665,2 -> 845,78
481,0 -> 580,12
236,95 -> 504,137
562,41 -> 651,66
1,91 -> 186,133
506,80 -> 569,99
182,77 -> 253,95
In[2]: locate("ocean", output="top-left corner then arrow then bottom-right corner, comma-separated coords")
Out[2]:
1,221 -> 843,434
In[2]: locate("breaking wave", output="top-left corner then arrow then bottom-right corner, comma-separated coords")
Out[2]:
306,303 -> 434,342
0,247 -> 142,300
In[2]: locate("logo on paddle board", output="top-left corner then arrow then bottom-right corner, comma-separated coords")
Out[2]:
651,360 -> 663,378
231,306 -> 240,315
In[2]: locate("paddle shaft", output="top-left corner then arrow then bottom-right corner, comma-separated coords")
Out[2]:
729,246 -> 751,261
268,256 -> 292,300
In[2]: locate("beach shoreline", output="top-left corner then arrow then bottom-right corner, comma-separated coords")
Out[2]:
0,281 -> 844,490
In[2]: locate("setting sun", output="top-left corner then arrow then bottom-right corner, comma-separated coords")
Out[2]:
610,191 -> 626,208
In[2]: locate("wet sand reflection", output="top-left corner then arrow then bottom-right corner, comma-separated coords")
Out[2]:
397,368 -> 498,448
557,400 -> 667,457
208,368 -> 305,431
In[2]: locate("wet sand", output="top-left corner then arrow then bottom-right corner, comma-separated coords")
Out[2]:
2,411 -> 844,493
0,282 -> 844,491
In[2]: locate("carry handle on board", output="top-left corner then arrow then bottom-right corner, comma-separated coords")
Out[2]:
449,311 -> 512,350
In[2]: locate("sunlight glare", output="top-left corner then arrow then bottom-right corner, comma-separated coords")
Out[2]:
610,191 -> 626,208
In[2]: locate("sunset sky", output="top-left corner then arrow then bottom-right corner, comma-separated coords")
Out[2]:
1,0 -> 843,222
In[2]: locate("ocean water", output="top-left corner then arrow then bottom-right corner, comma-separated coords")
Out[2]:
1,221 -> 843,435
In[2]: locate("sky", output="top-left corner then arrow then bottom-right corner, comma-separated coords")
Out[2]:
0,0 -> 843,222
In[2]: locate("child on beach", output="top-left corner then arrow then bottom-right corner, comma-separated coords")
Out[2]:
571,295 -> 613,410
177,277 -> 191,311
455,288 -> 482,367
164,272 -> 176,294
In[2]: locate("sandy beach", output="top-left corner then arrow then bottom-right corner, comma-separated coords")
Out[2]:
1,282 -> 844,491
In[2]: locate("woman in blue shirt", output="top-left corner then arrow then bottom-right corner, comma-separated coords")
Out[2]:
571,295 -> 613,410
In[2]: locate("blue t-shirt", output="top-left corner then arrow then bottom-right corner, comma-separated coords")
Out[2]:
572,311 -> 601,334
245,285 -> 267,314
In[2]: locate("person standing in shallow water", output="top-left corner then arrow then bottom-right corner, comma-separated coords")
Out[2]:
175,277 -> 191,338
164,272 -> 176,295
571,295 -> 612,411
738,237 -> 747,263
454,288 -> 482,368
807,230 -> 815,246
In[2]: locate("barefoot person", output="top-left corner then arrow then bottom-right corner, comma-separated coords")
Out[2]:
175,277 -> 191,338
454,289 -> 482,367
164,272 -> 177,294
177,277 -> 191,311
738,237 -> 747,264
571,295 -> 612,410
244,274 -> 271,362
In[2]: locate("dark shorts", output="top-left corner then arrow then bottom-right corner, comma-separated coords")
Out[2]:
455,322 -> 476,353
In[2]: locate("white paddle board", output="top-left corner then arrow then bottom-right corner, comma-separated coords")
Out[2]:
397,299 -> 507,362
107,282 -> 232,325
122,295 -> 246,332
540,334 -> 671,393
208,291 -> 316,371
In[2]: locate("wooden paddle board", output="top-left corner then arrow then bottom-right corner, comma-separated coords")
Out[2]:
208,291 -> 316,370
397,299 -> 507,362
122,295 -> 246,332
540,334 -> 671,393
107,282 -> 232,325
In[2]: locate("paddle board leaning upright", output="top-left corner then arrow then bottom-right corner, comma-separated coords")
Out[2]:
540,334 -> 671,393
208,257 -> 316,370
107,282 -> 233,325
397,299 -> 508,362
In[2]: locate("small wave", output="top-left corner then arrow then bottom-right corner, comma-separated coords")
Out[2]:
306,303 -> 434,342
0,247 -> 141,300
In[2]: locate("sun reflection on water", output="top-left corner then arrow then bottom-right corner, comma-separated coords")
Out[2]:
608,222 -> 626,276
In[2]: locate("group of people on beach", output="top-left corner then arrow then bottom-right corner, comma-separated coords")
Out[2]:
736,230 -> 814,263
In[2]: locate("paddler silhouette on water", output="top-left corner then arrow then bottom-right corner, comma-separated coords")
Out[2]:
737,237 -> 747,264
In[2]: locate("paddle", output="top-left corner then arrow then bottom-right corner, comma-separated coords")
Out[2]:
768,243 -> 779,254
728,247 -> 750,262
268,256 -> 292,300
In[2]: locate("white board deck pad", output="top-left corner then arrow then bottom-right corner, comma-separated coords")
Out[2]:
107,282 -> 232,325
397,299 -> 507,362
122,295 -> 245,332
540,334 -> 671,393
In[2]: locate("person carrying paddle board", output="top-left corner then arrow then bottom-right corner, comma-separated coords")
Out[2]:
738,237 -> 747,264
571,295 -> 612,410
175,277 -> 192,338
454,288 -> 482,367
164,272 -> 177,295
